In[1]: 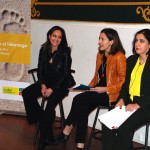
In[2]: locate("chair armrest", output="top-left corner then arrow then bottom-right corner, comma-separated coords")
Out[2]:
28,68 -> 38,74
70,69 -> 75,74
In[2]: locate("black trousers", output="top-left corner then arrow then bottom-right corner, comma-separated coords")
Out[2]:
65,91 -> 109,143
102,108 -> 150,150
22,82 -> 69,140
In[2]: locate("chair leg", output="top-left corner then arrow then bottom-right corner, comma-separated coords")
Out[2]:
59,101 -> 65,130
144,123 -> 149,150
86,105 -> 101,150
33,123 -> 40,144
33,98 -> 45,144
133,123 -> 149,150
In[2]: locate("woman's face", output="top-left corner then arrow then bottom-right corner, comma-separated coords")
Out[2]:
49,30 -> 62,48
98,32 -> 113,52
135,33 -> 150,56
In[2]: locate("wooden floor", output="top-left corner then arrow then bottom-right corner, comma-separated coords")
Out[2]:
0,114 -> 147,150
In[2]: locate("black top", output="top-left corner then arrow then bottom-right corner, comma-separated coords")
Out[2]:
37,46 -> 72,90
96,55 -> 107,87
45,51 -> 59,87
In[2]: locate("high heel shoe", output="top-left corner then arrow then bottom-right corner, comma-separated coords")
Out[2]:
55,132 -> 70,144
76,148 -> 84,150
45,136 -> 60,145
63,133 -> 70,143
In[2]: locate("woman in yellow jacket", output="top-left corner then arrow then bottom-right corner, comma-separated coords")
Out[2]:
56,28 -> 126,150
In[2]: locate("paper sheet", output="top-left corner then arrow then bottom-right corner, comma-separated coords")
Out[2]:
98,106 -> 136,129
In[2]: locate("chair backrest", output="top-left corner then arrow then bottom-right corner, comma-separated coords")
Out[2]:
28,68 -> 38,83
28,68 -> 75,84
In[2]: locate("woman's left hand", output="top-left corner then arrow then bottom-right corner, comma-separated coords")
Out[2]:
44,88 -> 53,97
90,86 -> 107,93
126,103 -> 140,111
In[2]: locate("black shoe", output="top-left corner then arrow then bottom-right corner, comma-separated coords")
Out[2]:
76,148 -> 84,150
54,133 -> 70,144
38,141 -> 46,150
45,136 -> 60,145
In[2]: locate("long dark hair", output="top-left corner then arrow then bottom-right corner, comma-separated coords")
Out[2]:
132,28 -> 150,55
100,28 -> 125,55
42,26 -> 68,50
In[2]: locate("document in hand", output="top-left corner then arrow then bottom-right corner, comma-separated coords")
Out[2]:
98,106 -> 136,130
69,84 -> 91,90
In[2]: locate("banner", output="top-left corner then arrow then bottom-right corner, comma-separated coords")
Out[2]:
31,0 -> 150,23
0,33 -> 30,64
0,33 -> 30,101
0,0 -> 31,114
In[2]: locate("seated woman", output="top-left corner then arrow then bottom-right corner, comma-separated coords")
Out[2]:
22,26 -> 75,150
102,28 -> 150,150
57,28 -> 127,150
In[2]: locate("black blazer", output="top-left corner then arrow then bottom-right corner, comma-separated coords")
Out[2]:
120,54 -> 150,118
37,46 -> 72,90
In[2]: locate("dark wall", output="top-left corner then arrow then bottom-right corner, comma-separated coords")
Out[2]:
31,1 -> 150,23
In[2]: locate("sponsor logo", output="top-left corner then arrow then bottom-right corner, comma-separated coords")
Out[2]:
3,86 -> 24,95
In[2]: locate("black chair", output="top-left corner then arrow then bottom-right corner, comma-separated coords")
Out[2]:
28,68 -> 75,144
133,123 -> 149,150
86,105 -> 113,150
86,103 -> 149,150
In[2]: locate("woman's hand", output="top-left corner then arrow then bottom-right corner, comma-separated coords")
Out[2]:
90,86 -> 107,93
44,88 -> 53,97
115,99 -> 124,109
41,84 -> 47,97
41,84 -> 53,97
126,103 -> 140,111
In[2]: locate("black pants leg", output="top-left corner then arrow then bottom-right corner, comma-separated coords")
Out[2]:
22,83 -> 69,140
102,108 -> 149,150
39,88 -> 69,140
22,82 -> 43,124
102,124 -> 117,150
65,91 -> 109,143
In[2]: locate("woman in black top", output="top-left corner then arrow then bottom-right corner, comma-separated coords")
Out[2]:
22,26 -> 74,150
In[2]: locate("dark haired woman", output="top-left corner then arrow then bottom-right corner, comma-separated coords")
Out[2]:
22,26 -> 74,150
57,28 -> 126,150
102,28 -> 150,150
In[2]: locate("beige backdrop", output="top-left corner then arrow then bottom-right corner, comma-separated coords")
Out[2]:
0,0 -> 30,115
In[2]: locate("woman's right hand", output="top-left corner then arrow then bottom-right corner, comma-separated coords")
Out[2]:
115,99 -> 124,109
44,88 -> 53,97
41,84 -> 47,97
90,86 -> 107,93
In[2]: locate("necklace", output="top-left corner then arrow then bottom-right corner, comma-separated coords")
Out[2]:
101,61 -> 107,78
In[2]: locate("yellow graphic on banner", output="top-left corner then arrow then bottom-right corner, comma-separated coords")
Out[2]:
0,33 -> 30,64
3,86 -> 19,95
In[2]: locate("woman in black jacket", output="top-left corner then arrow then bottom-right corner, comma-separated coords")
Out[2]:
102,28 -> 150,150
22,26 -> 74,150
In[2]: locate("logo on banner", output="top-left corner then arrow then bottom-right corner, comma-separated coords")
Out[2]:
3,86 -> 24,96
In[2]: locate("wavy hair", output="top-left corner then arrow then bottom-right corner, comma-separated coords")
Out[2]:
42,26 -> 69,50
100,28 -> 125,55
